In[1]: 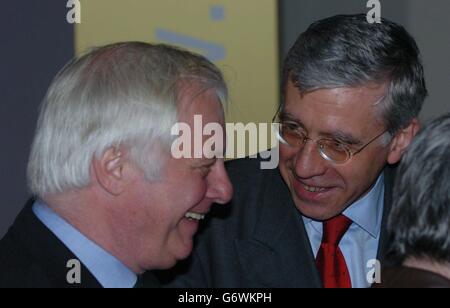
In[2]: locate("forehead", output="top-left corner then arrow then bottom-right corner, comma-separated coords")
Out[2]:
283,81 -> 387,137
177,85 -> 224,124
174,84 -> 226,160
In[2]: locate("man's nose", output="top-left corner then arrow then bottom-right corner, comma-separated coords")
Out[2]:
293,140 -> 327,179
206,160 -> 233,204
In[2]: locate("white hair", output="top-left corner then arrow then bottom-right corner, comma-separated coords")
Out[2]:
27,42 -> 227,197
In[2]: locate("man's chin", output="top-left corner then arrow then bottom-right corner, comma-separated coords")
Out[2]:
153,251 -> 189,270
152,239 -> 194,269
174,237 -> 195,261
292,199 -> 339,221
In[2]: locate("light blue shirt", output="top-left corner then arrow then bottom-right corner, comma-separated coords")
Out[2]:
302,173 -> 384,288
32,201 -> 137,288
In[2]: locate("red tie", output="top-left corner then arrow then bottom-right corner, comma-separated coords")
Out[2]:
315,214 -> 352,288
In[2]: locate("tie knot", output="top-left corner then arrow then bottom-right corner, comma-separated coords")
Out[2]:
322,214 -> 352,245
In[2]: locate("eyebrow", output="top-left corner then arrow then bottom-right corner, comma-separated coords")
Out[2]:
322,131 -> 362,146
279,112 -> 306,129
279,111 -> 363,145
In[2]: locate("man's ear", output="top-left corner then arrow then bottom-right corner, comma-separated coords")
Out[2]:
93,147 -> 126,196
387,118 -> 420,164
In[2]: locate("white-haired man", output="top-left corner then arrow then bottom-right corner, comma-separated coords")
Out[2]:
0,42 -> 233,288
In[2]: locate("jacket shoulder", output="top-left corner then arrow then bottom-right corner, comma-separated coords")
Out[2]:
0,211 -> 53,287
0,200 -> 101,288
212,156 -> 281,233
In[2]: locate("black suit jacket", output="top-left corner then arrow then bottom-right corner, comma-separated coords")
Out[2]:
374,267 -> 450,288
0,199 -> 102,288
0,200 -> 161,288
161,157 -> 396,288
0,199 -> 165,288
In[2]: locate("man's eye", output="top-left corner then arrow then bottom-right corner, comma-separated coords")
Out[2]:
284,123 -> 300,131
283,123 -> 305,136
198,162 -> 215,176
331,141 -> 348,151
196,166 -> 209,176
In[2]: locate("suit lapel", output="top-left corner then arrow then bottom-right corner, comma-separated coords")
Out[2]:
235,169 -> 322,287
377,164 -> 397,265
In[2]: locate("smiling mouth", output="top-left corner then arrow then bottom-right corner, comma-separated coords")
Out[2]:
302,184 -> 327,192
291,175 -> 337,201
184,212 -> 206,221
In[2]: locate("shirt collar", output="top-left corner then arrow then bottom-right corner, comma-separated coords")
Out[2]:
343,173 -> 384,238
32,200 -> 137,288
302,172 -> 385,238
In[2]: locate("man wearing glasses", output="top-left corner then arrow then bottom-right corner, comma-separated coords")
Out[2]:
164,14 -> 427,288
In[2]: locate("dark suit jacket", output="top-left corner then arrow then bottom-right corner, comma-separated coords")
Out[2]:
0,200 -> 161,288
0,199 -> 102,288
161,157 -> 396,288
374,267 -> 450,288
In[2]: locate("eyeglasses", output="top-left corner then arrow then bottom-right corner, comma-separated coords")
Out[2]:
274,117 -> 389,164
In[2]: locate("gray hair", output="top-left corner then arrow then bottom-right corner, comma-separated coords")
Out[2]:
28,42 -> 227,197
282,14 -> 427,134
387,112 -> 450,264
